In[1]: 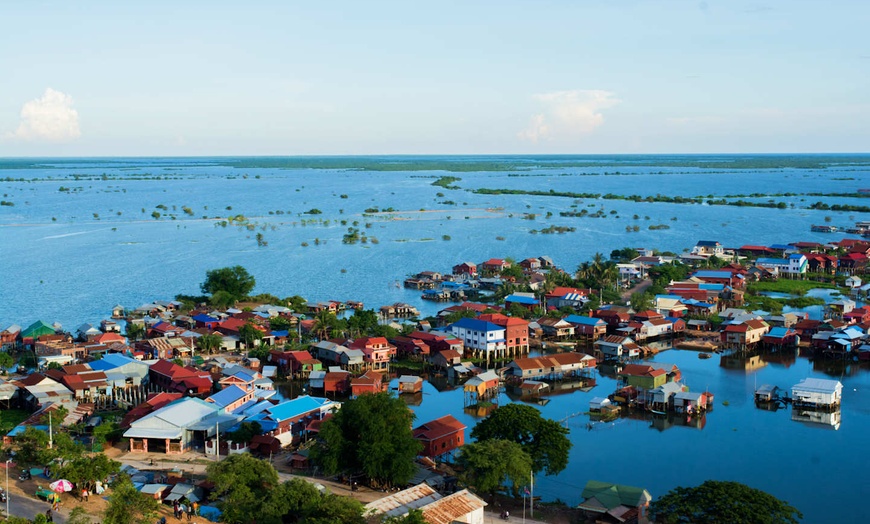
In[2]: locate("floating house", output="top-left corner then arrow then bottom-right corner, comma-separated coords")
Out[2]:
792,378 -> 842,409
755,384 -> 781,403
413,414 -> 466,460
396,375 -> 423,394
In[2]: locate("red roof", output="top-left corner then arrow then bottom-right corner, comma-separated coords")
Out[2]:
413,415 -> 466,441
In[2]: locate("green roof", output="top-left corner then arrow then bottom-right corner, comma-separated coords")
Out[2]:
21,320 -> 56,339
580,480 -> 651,510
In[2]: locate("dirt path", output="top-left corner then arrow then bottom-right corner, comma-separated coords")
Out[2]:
621,278 -> 652,302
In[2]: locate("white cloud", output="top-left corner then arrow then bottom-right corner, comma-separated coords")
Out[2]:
519,90 -> 619,143
6,88 -> 81,141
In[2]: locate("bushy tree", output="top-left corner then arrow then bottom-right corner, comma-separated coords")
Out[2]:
311,392 -> 421,487
471,403 -> 571,476
456,439 -> 532,500
208,453 -> 280,524
103,477 -> 159,524
651,480 -> 802,524
56,453 -> 120,486
201,265 -> 256,300
196,332 -> 224,354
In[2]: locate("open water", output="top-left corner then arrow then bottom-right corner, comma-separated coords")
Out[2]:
2,155 -> 870,521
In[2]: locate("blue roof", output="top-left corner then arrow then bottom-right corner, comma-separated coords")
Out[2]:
262,395 -> 325,422
696,240 -> 720,246
271,330 -> 289,337
207,385 -> 248,408
693,270 -> 732,279
769,244 -> 792,250
89,353 -> 141,371
504,294 -> 538,305
564,315 -> 605,326
192,314 -> 219,323
756,257 -> 787,266
450,317 -> 504,332
766,327 -> 791,339
789,253 -> 806,260
698,283 -> 724,291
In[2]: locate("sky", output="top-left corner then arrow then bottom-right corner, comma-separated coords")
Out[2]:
1,0 -> 868,156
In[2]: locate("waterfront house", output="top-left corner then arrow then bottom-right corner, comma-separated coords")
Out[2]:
413,415 -> 465,460
396,375 -> 423,394
507,352 -> 596,380
755,254 -> 808,277
578,480 -> 652,524
593,308 -> 632,331
691,269 -> 744,289
564,315 -> 608,340
844,306 -> 870,324
322,370 -> 351,395
477,313 -> 530,356
792,378 -> 843,408
464,370 -> 500,404
408,330 -> 464,354
452,261 -> 478,278
348,337 -> 396,371
804,253 -> 839,274
449,317 -> 506,360
242,395 -> 339,447
536,317 -> 575,339
429,349 -> 462,370
720,319 -> 769,350
480,258 -> 510,275
828,299 -> 856,320
618,364 -> 667,390
845,276 -> 862,289
350,371 -> 386,397
763,327 -> 798,348
269,350 -> 321,377
594,335 -> 641,361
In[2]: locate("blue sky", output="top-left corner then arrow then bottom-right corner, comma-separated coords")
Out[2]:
1,1 -> 868,155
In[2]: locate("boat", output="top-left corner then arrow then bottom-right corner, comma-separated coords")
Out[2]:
698,352 -> 712,359
650,409 -> 667,415
811,225 -> 837,233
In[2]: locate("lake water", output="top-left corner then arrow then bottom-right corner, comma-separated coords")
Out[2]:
2,155 -> 870,521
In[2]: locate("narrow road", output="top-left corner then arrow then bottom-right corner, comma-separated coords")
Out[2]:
3,491 -> 67,523
621,278 -> 652,302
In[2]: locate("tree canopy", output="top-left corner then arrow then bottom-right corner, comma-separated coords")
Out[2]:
310,392 -> 421,488
207,455 -> 365,524
201,265 -> 256,301
651,480 -> 802,524
471,403 -> 571,476
103,477 -> 159,524
455,439 -> 532,500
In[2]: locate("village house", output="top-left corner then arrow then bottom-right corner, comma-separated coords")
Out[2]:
477,313 -> 529,356
720,319 -> 770,350
451,261 -> 477,278
124,396 -> 235,455
348,337 -> 396,371
350,370 -> 386,397
503,293 -> 539,312
507,352 -> 596,380
564,315 -> 608,340
480,258 -> 510,275
413,414 -> 466,460
536,317 -> 575,339
148,360 -> 213,396
792,378 -> 843,409
390,336 -> 431,358
408,330 -> 464,354
755,254 -> 808,277
545,287 -> 591,310
428,349 -> 462,370
594,335 -> 641,362
691,269 -> 745,289
396,375 -> 424,394
449,317 -> 507,361
691,240 -> 725,258
268,350 -> 321,377
618,364 -> 668,391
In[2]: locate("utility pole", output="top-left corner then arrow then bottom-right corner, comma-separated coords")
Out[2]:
530,472 -> 534,518
48,411 -> 53,449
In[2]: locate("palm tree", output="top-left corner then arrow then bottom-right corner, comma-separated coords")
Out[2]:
197,333 -> 223,355
312,310 -> 338,341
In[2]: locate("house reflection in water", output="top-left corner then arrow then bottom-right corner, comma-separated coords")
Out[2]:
791,407 -> 841,430
719,353 -> 767,372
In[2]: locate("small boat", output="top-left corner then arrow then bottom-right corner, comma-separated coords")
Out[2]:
650,409 -> 667,415
698,353 -> 712,359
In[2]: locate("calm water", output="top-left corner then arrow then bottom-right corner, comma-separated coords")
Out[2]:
2,155 -> 870,521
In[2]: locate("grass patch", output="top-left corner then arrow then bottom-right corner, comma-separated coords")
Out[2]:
747,280 -> 836,295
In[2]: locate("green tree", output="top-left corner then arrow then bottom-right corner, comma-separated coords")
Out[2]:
268,315 -> 292,332
311,310 -> 340,341
455,439 -> 532,500
207,453 -> 281,524
443,309 -> 478,325
209,289 -> 238,309
67,507 -> 92,524
15,426 -> 49,465
56,453 -> 120,486
125,322 -> 145,342
310,392 -> 421,488
471,404 -> 571,476
201,265 -> 256,301
239,322 -> 265,349
651,480 -> 802,524
226,421 -> 262,444
196,332 -> 224,354
103,477 -> 159,524
631,291 -> 654,311
0,352 -> 14,371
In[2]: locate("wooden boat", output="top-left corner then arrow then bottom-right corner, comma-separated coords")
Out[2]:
698,352 -> 712,359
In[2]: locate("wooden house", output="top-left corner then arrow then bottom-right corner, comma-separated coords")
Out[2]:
429,349 -> 462,370
396,375 -> 423,394
578,480 -> 652,524
792,378 -> 843,408
594,335 -> 641,362
413,415 -> 466,459
350,371 -> 386,397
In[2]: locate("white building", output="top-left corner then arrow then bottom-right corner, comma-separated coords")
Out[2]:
791,378 -> 843,408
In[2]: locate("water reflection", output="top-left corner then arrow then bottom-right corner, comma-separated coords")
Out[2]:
791,407 -> 841,430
